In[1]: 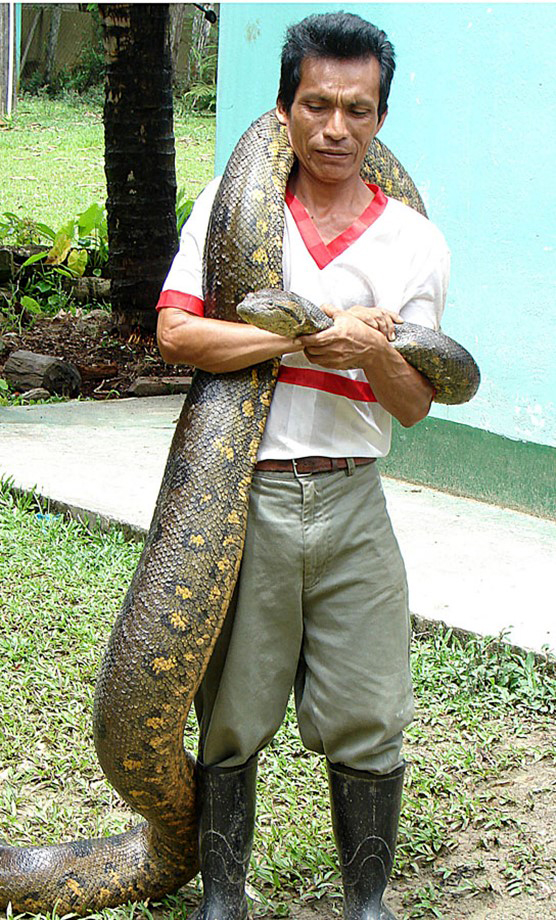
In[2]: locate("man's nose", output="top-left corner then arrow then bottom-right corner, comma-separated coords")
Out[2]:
323,108 -> 348,140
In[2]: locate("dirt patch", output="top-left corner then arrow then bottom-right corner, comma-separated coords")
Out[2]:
174,729 -> 556,919
0,308 -> 191,400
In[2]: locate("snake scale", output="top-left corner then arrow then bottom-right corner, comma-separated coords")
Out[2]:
0,111 -> 479,914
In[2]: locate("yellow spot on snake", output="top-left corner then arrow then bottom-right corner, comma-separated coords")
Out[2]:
227,510 -> 240,525
146,717 -> 164,730
256,219 -> 269,235
65,879 -> 84,897
148,735 -> 172,751
242,399 -> 254,417
218,559 -> 232,572
267,270 -> 280,287
214,437 -> 234,461
238,475 -> 251,500
175,585 -> 193,600
210,585 -> 222,601
123,757 -> 143,770
170,609 -> 188,630
252,246 -> 269,265
152,656 -> 176,673
189,534 -> 205,547
201,492 -> 212,503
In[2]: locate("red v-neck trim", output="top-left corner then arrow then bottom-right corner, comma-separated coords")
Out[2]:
285,183 -> 388,269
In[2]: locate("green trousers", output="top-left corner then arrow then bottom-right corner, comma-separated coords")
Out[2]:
196,462 -> 414,774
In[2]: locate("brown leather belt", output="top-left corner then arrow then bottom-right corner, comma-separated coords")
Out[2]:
255,456 -> 376,474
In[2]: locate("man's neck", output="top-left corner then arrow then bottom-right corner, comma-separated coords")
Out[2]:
288,169 -> 374,244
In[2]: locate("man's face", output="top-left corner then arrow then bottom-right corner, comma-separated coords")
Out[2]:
276,55 -> 387,188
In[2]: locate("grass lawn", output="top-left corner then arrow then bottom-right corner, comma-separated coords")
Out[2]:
1,483 -> 555,920
0,93 -> 215,229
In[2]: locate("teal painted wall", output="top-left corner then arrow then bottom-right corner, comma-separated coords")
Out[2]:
215,3 -> 556,452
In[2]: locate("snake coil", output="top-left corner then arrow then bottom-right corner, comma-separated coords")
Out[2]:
0,111 -> 479,914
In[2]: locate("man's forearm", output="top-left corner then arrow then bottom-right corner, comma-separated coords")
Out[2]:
157,307 -> 302,373
362,339 -> 434,427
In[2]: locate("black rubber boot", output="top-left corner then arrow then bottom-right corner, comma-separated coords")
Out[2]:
190,755 -> 257,920
327,760 -> 405,920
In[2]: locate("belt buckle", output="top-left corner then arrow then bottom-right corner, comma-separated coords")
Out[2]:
292,457 -> 311,477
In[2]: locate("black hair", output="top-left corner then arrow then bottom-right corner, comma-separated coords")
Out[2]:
278,12 -> 395,119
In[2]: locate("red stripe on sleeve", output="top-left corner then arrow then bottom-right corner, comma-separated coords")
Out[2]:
156,290 -> 205,315
278,366 -> 377,402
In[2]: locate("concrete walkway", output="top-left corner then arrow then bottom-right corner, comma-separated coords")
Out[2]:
1,396 -> 554,657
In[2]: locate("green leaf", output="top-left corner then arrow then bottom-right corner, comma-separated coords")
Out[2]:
67,248 -> 88,277
35,278 -> 54,293
20,295 -> 42,314
78,202 -> 104,237
21,251 -> 48,268
35,222 -> 56,241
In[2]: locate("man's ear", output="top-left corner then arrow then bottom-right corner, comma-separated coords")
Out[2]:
275,99 -> 288,126
375,107 -> 388,137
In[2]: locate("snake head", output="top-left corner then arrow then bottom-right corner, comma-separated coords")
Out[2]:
237,289 -> 331,337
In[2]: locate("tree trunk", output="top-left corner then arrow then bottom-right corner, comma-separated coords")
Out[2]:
99,4 -> 178,335
44,4 -> 62,84
169,4 -> 186,84
187,3 -> 215,86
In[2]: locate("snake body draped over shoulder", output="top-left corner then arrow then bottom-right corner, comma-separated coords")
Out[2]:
0,111 -> 479,914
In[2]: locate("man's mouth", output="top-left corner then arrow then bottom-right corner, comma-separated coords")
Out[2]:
317,149 -> 350,156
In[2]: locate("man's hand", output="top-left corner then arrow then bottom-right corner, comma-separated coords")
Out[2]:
345,305 -> 403,342
299,303 -> 434,427
299,304 -> 395,370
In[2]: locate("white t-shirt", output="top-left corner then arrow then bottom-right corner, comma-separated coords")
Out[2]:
158,177 -> 450,458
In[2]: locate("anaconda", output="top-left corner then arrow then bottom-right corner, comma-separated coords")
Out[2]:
0,110 -> 479,914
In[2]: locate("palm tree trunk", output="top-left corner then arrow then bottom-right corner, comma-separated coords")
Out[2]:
100,3 -> 177,335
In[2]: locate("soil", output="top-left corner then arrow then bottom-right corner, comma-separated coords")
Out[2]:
175,725 -> 556,920
0,307 -> 192,400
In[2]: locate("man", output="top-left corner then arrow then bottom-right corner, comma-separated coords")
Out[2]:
157,12 -> 450,920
